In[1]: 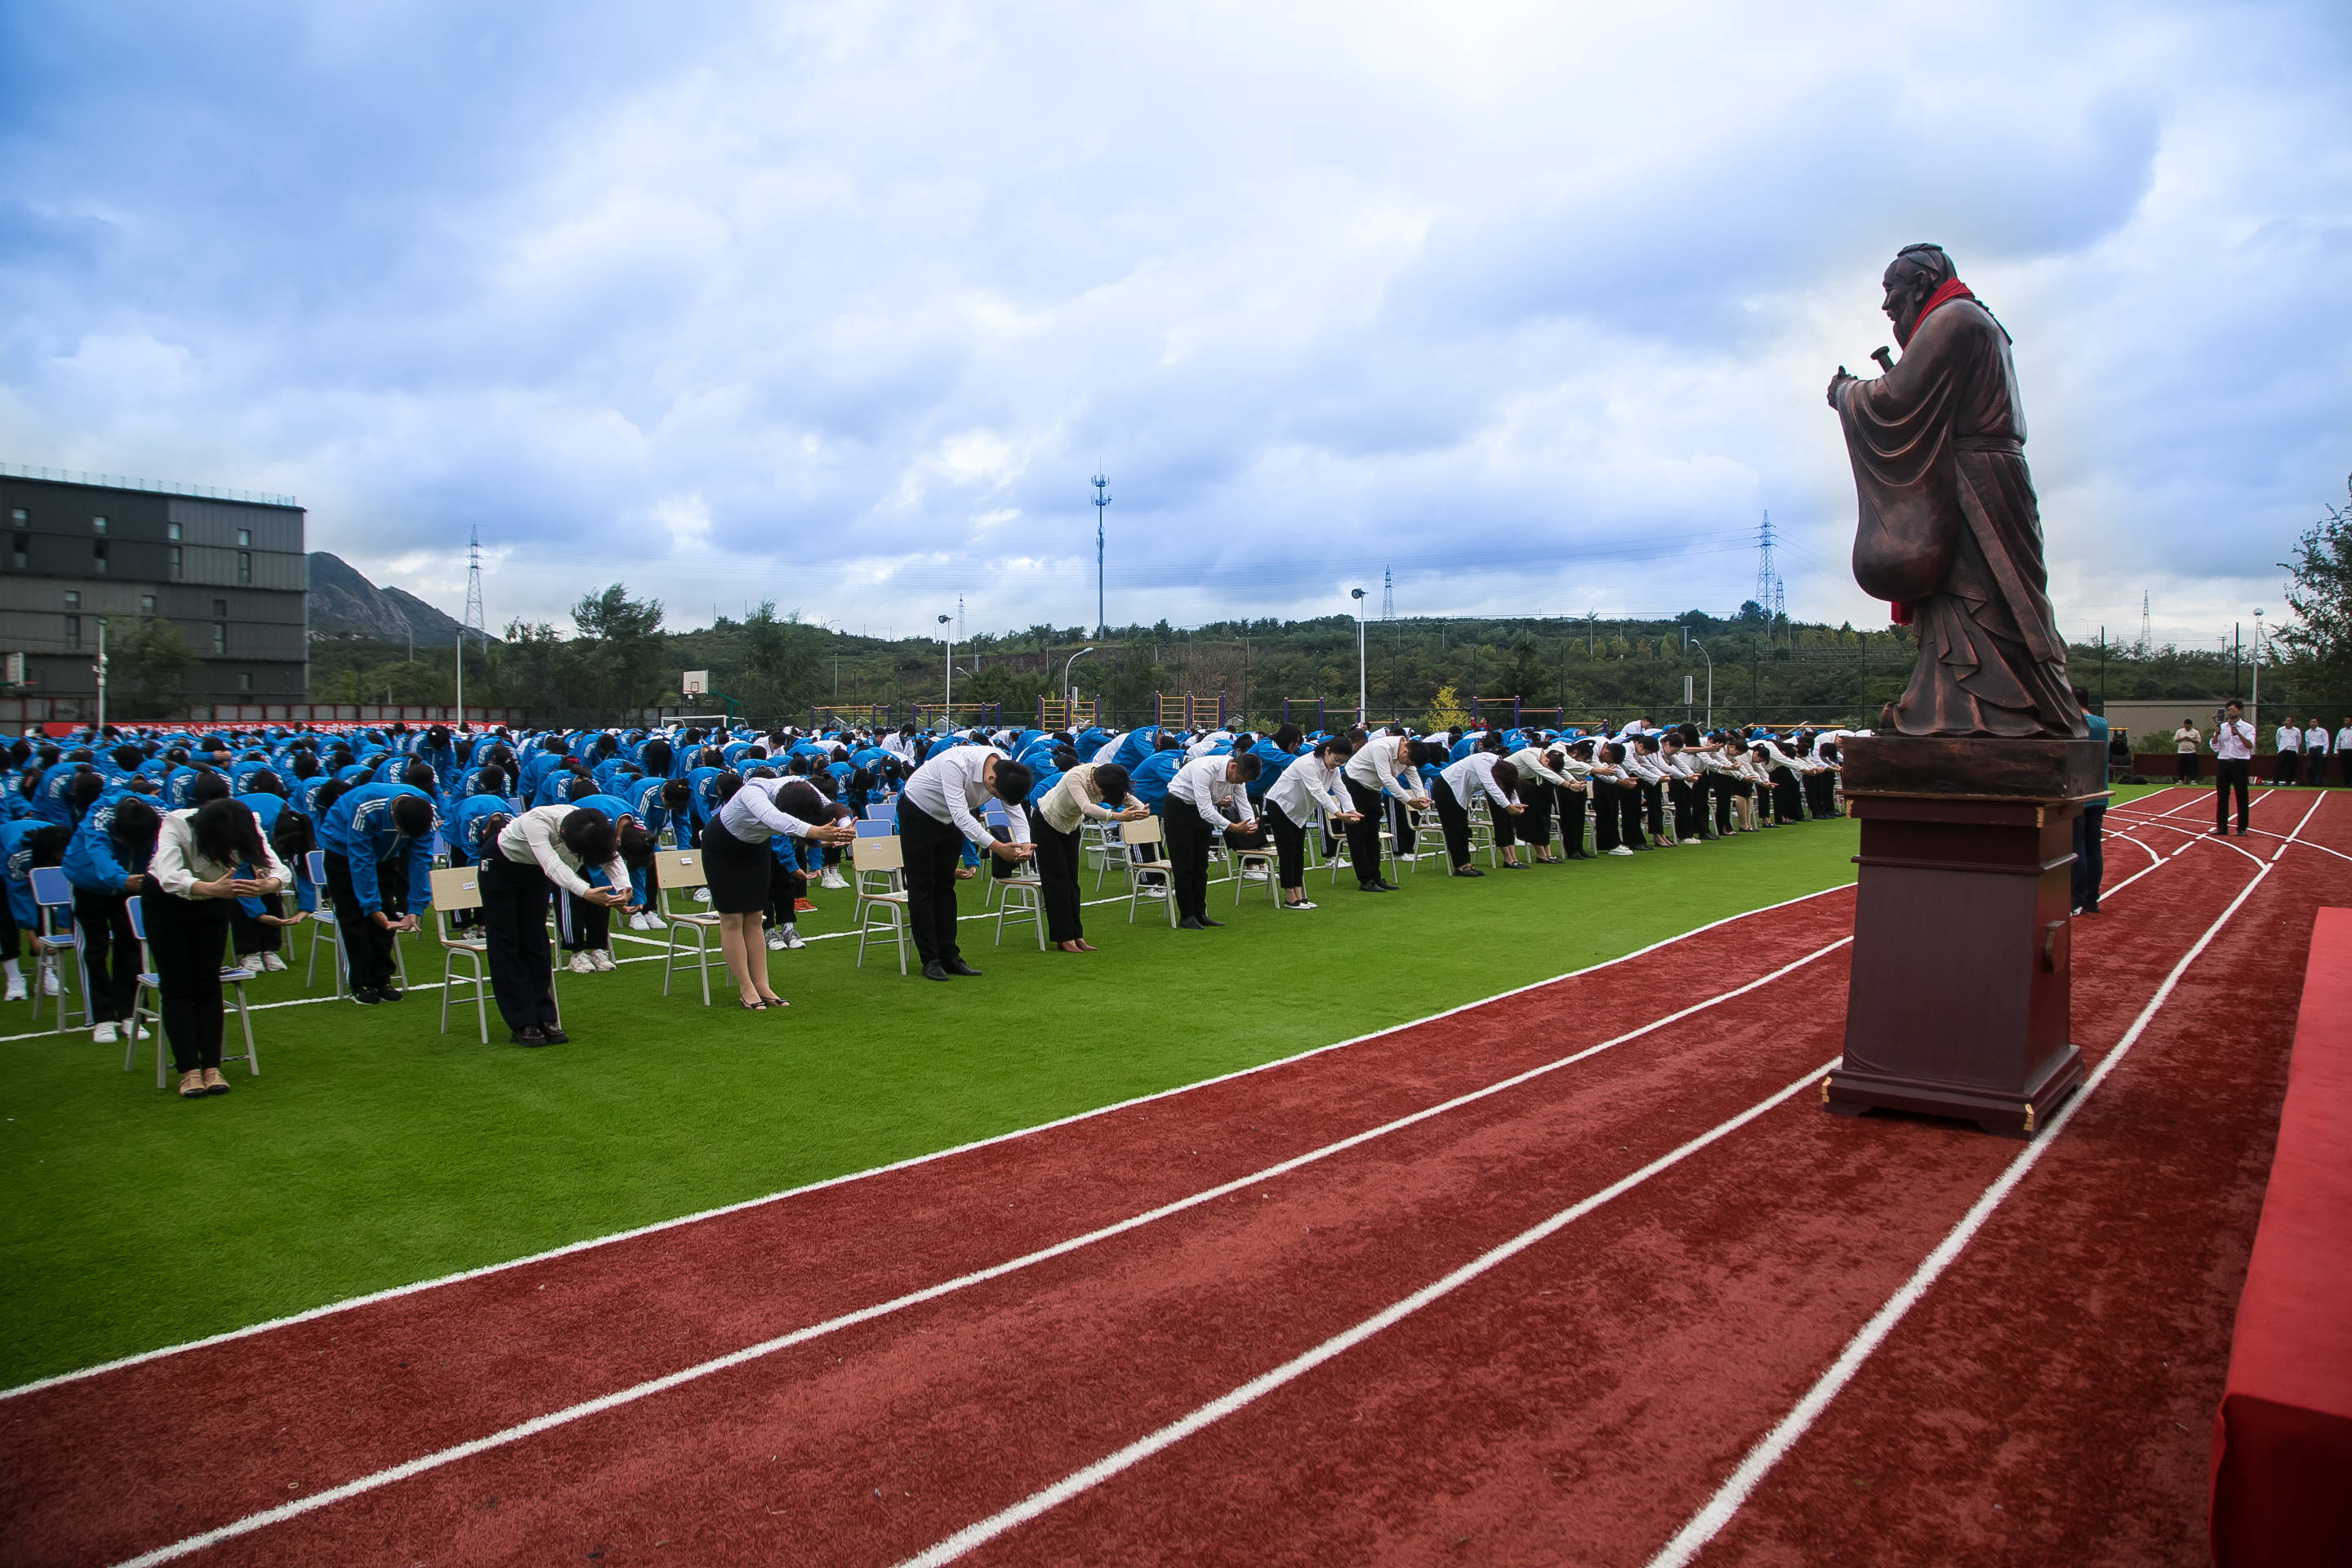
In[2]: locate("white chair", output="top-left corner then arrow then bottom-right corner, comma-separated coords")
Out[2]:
995,869 -> 1045,949
653,848 -> 722,1005
850,834 -> 911,973
123,898 -> 259,1088
27,865 -> 85,1031
1232,840 -> 1280,906
1121,814 -> 1177,926
429,866 -> 490,1044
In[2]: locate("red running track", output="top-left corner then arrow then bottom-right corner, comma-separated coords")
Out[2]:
2,791 -> 2335,1566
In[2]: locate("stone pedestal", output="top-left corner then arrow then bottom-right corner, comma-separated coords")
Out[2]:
1826,736 -> 2107,1138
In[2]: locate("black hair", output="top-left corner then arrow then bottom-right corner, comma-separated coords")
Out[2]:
567,775 -> 598,802
113,744 -> 145,771
1272,724 -> 1303,751
191,798 -> 270,871
1405,739 -> 1448,768
474,765 -> 509,795
1051,746 -> 1079,773
1476,731 -> 1504,753
290,752 -> 320,781
390,793 -> 434,838
617,822 -> 657,870
712,772 -> 746,803
660,778 -> 691,811
991,760 -> 1034,804
1604,743 -> 1628,764
69,770 -> 106,812
558,807 -> 615,866
640,737 -> 673,777
26,824 -> 69,867
1093,763 -> 1131,801
250,772 -> 289,799
1679,724 -> 1703,746
1491,759 -> 1521,798
1315,735 -> 1354,760
401,760 -> 436,791
542,735 -> 568,753
1227,751 -> 1263,782
110,795 -> 162,852
772,778 -> 835,823
188,770 -> 232,804
270,801 -> 314,866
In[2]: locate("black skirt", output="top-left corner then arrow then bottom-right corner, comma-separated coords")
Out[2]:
701,820 -> 773,914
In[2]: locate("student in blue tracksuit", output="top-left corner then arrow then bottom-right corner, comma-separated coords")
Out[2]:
551,791 -> 654,971
65,791 -> 162,1042
318,782 -> 437,1004
0,817 -> 69,1001
229,780 -> 304,970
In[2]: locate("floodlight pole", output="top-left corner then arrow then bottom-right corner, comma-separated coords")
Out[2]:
1093,472 -> 1110,638
938,614 -> 954,721
1350,588 -> 1368,724
1686,629 -> 1713,729
2252,608 -> 2263,718
94,618 -> 107,731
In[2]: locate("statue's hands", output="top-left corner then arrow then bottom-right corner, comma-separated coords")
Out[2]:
1827,367 -> 1854,408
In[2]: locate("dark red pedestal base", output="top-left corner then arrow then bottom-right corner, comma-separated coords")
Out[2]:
1826,737 -> 2105,1138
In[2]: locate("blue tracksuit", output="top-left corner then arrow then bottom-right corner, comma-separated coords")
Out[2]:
318,783 -> 437,916
64,793 -> 148,893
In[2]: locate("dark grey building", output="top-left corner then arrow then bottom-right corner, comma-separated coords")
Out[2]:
0,470 -> 307,705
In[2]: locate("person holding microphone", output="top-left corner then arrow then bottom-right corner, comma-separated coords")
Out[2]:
2212,699 -> 2255,836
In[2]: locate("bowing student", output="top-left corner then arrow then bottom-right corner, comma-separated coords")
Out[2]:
897,745 -> 1034,979
318,780 -> 438,1004
701,773 -> 849,1006
64,786 -> 158,1044
554,790 -> 657,973
1262,734 -> 1358,909
1030,756 -> 1145,952
1432,737 -> 1527,874
1502,739 -> 1568,863
483,803 -> 631,1043
1160,747 -> 1263,930
1339,731 -> 1439,892
146,797 -> 290,1097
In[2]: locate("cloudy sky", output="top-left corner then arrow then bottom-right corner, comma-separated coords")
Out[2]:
2,0 -> 2345,648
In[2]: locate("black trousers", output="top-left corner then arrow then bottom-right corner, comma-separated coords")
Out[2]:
898,802 -> 969,965
1668,777 -> 1701,840
1516,781 -> 1553,850
479,855 -> 559,1033
1266,800 -> 1312,890
141,887 -> 230,1072
1592,782 -> 1624,851
1431,776 -> 1476,869
1557,783 -> 1588,853
2307,751 -> 2330,786
323,851 -> 403,992
1771,768 -> 1804,823
2071,804 -> 2106,912
1710,774 -> 1736,834
73,887 -> 139,1023
1031,817 -> 1085,942
1164,808 -> 1214,920
230,892 -> 287,958
1343,779 -> 1388,886
1642,780 -> 1666,838
1805,768 -> 1839,817
2272,751 -> 2299,785
2215,758 -> 2251,831
2176,752 -> 2197,782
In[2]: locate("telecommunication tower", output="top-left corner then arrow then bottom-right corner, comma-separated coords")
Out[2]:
2139,591 -> 2152,657
1755,511 -> 1785,622
956,595 -> 966,642
1381,567 -> 1394,621
462,525 -> 488,646
1092,471 -> 1111,637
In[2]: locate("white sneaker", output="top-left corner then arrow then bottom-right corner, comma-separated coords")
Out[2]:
693,887 -> 712,903
91,1022 -> 118,1045
1607,845 -> 1635,857
568,951 -> 597,974
261,951 -> 288,971
1682,837 -> 1704,846
1243,867 -> 1270,882
42,968 -> 60,997
590,949 -> 617,972
765,930 -> 787,951
3,976 -> 24,1002
778,928 -> 807,950
819,869 -> 849,890
627,911 -> 653,931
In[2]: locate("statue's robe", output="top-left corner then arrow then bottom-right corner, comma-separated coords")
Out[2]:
1838,294 -> 2083,738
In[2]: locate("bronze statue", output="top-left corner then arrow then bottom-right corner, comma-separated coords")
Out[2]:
1829,244 -> 2083,739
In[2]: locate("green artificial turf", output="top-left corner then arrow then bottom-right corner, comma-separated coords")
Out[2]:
1,820 -> 1862,1387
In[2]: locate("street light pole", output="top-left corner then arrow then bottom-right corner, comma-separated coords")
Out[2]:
1063,646 -> 1096,716
2252,608 -> 2264,722
95,618 -> 108,731
1349,588 -> 1368,724
1686,629 -> 1713,730
938,614 -> 953,725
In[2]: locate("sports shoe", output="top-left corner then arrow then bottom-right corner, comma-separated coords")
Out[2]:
350,987 -> 383,1005
91,1021 -> 118,1045
41,968 -> 59,997
792,898 -> 817,914
568,951 -> 598,973
693,887 -> 712,903
765,930 -> 788,951
1242,867 -> 1270,882
628,911 -> 655,931
589,949 -> 617,972
261,951 -> 288,971
3,975 -> 24,1002
819,869 -> 849,890
1607,845 -> 1635,857
1682,837 -> 1704,846
777,928 -> 806,950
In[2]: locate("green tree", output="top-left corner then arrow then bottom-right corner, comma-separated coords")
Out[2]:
107,617 -> 200,719
571,586 -> 666,708
2276,476 -> 2352,680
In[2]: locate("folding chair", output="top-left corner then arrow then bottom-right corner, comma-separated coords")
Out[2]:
26,866 -> 85,1031
1121,814 -> 1177,926
850,834 -> 911,973
1232,840 -> 1281,906
429,866 -> 490,1044
994,866 -> 1045,949
864,801 -> 896,822
653,848 -> 722,1005
124,898 -> 259,1088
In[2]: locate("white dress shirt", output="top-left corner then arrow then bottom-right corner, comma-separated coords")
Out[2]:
2275,725 -> 2302,754
151,808 -> 293,899
1504,746 -> 1567,786
1264,755 -> 1352,822
717,777 -> 825,845
1166,755 -> 1255,830
2302,725 -> 2331,755
906,746 -> 1030,849
2336,726 -> 2352,755
495,804 -> 629,898
1343,736 -> 1425,801
1439,751 -> 1514,809
2212,720 -> 2256,760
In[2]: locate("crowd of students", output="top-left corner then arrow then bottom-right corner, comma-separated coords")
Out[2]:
0,713 -> 1852,1085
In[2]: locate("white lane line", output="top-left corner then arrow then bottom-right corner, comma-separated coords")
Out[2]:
99,949 -> 1857,1568
888,1061 -> 1844,1568
5,882 -> 1855,1401
2100,831 -> 2161,869
1642,789 -> 2328,1568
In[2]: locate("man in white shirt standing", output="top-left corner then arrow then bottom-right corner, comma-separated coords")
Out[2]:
897,746 -> 1035,980
2301,719 -> 2331,787
2336,719 -> 2352,788
2212,699 -> 2256,835
2172,719 -> 2203,783
2271,715 -> 2301,786
1160,751 -> 1262,929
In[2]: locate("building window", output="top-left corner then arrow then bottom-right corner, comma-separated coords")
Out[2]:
169,546 -> 182,580
63,591 -> 79,610
167,521 -> 182,541
7,509 -> 24,526
212,623 -> 226,654
91,515 -> 107,534
10,534 -> 26,570
212,598 -> 228,617
91,541 -> 108,574
140,593 -> 156,615
236,528 -> 252,547
239,671 -> 253,693
64,616 -> 80,651
237,550 -> 252,584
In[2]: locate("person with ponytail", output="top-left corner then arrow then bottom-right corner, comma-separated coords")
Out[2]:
1027,755 -> 1147,953
148,796 -> 290,1098
64,788 -> 161,1045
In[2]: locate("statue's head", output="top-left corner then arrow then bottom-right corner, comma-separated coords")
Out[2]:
1880,243 -> 1953,347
